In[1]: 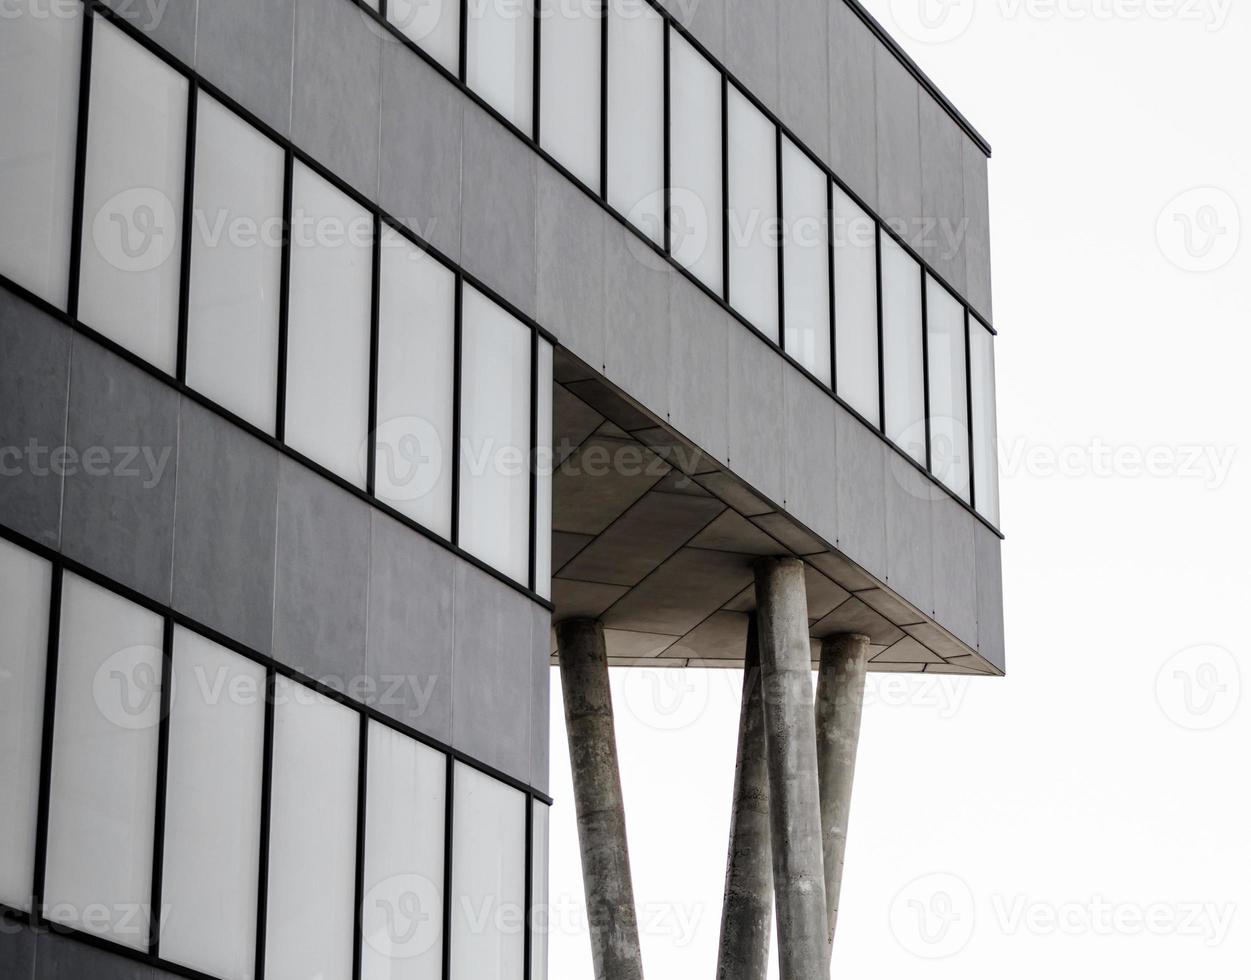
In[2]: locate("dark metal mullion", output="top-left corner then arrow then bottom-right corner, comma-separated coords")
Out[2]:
964,309 -> 977,511
450,275 -> 465,547
531,0 -> 542,143
274,149 -> 294,442
827,176 -> 837,394
175,79 -> 198,383
775,126 -> 785,351
379,0 -> 388,21
366,214 -> 382,497
148,617 -> 176,956
661,19 -> 670,254
253,666 -> 277,980
528,328 -> 539,593
874,224 -> 885,433
599,0 -> 609,199
440,756 -> 456,980
458,0 -> 468,82
30,564 -> 64,916
522,795 -> 535,980
65,7 -> 94,320
920,270 -> 932,474
719,72 -> 729,304
351,714 -> 369,980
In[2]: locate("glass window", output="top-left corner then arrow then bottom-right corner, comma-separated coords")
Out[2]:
265,677 -> 359,980
362,722 -> 447,980
726,87 -> 779,340
832,186 -> 879,424
925,277 -> 971,501
77,17 -> 188,374
285,162 -> 373,487
0,541 -> 52,911
466,0 -> 535,133
781,139 -> 831,385
185,93 -> 284,433
44,573 -> 163,950
450,764 -> 526,980
668,31 -> 722,294
606,0 -> 664,244
160,628 -> 266,980
534,339 -> 553,599
970,321 -> 1001,525
391,0 -> 461,75
539,0 -> 602,190
376,229 -> 457,538
458,286 -> 532,585
530,802 -> 550,980
0,4 -> 82,309
881,234 -> 925,464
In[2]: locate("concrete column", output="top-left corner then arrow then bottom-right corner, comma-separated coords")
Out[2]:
555,619 -> 645,980
815,633 -> 871,951
753,558 -> 828,980
715,616 -> 773,980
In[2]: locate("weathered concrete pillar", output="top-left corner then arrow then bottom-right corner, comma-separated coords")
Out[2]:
555,618 -> 645,980
753,558 -> 828,980
815,633 -> 871,951
715,616 -> 773,980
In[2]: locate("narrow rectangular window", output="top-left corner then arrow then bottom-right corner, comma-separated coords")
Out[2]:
530,802 -> 551,980
285,162 -> 373,487
781,139 -> 831,385
0,3 -> 82,309
465,0 -> 535,133
606,0 -> 664,243
726,86 -> 779,341
160,628 -> 266,980
376,228 -> 457,539
539,0 -> 602,190
390,0 -> 461,73
362,721 -> 447,980
458,286 -> 533,585
970,321 -> 1001,525
186,93 -> 284,434
925,276 -> 971,502
881,234 -> 925,464
450,764 -> 527,980
77,17 -> 188,374
0,540 -> 52,911
832,186 -> 879,424
534,339 -> 554,599
667,31 -> 722,294
264,677 -> 360,980
43,573 -> 164,950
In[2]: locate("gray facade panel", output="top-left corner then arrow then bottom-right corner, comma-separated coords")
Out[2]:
100,0 -> 197,66
930,494 -> 978,647
873,44 -> 922,237
883,456 -> 935,618
963,136 -> 994,321
292,0 -> 383,196
367,510 -> 455,741
452,560 -> 537,784
172,399 -> 278,655
0,924 -> 35,980
659,0 -> 726,62
727,0 -> 778,108
668,278 -> 730,464
727,325 -> 785,508
834,406 -> 887,582
0,290 -> 70,549
537,166 -> 605,371
920,90 -> 967,294
272,457 -> 370,685
379,42 -> 463,261
827,0 -> 878,210
975,522 -> 1006,671
196,0 -> 295,136
35,932 -> 153,980
461,105 -> 538,316
61,334 -> 179,604
603,222 -> 672,420
783,372 -> 839,550
779,0 -> 830,160
530,603 -> 553,794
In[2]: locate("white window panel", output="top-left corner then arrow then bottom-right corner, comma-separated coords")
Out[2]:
391,0 -> 461,75
926,276 -> 971,501
466,0 -> 535,133
726,86 -> 778,340
668,31 -> 722,293
450,764 -> 527,980
44,573 -> 163,950
77,18 -> 187,374
160,628 -> 265,980
186,93 -> 284,433
0,4 -> 82,309
530,802 -> 550,980
458,286 -> 532,585
781,138 -> 831,385
534,339 -> 553,599
606,0 -> 664,243
832,186 -> 879,424
362,722 -> 447,980
970,321 -> 1001,525
265,677 -> 359,980
881,234 -> 925,464
539,0 -> 602,190
376,228 -> 457,538
0,541 -> 52,911
285,162 -> 373,487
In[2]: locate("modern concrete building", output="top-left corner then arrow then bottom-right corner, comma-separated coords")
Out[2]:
0,0 -> 1002,977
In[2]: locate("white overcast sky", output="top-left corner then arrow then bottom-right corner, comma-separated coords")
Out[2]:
547,1 -> 1251,976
